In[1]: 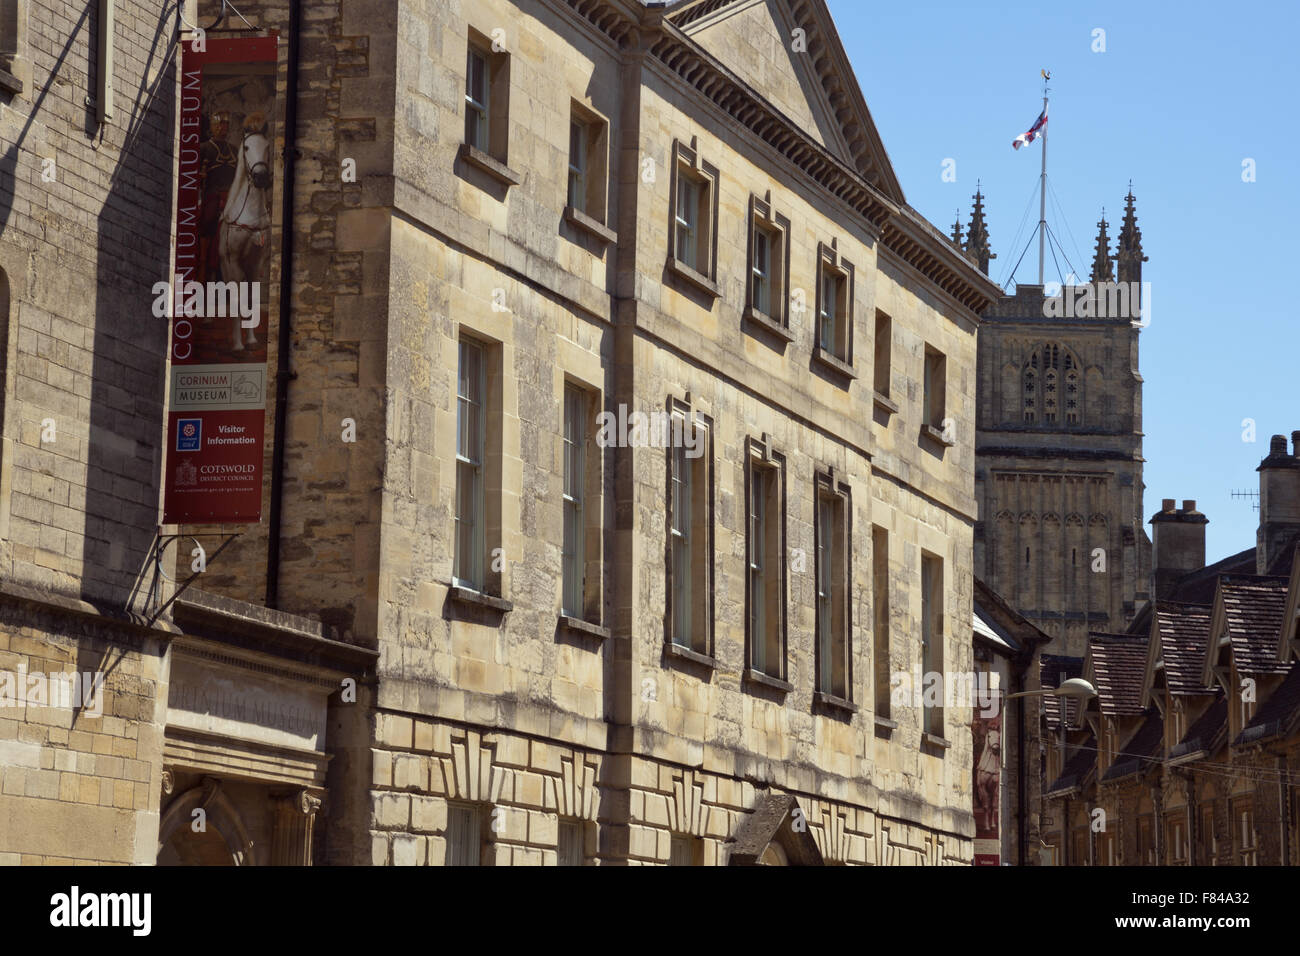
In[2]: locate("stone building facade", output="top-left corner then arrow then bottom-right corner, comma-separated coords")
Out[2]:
963,193 -> 1152,657
1,0 -> 1004,865
340,0 -> 1001,866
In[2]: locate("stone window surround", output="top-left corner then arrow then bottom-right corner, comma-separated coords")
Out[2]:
459,27 -> 519,187
563,98 -> 616,245
920,343 -> 953,449
743,434 -> 790,693
0,0 -> 29,96
666,137 -> 720,298
872,309 -> 898,416
811,240 -> 855,382
664,393 -> 715,668
743,191 -> 791,341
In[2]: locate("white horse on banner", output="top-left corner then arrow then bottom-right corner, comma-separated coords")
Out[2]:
218,113 -> 272,352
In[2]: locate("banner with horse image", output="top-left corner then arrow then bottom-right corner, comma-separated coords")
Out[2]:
972,704 -> 1002,866
163,35 -> 277,524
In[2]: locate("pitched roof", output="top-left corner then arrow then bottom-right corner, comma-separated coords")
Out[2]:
1046,734 -> 1096,797
1153,602 -> 1214,695
1040,654 -> 1083,731
1088,633 -> 1148,717
1102,711 -> 1164,782
725,792 -> 825,865
1129,548 -> 1258,637
1238,661 -> 1300,746
1169,695 -> 1227,763
973,577 -> 1053,656
1219,577 -> 1291,676
666,0 -> 905,201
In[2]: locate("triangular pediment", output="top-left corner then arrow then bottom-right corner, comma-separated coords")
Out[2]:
726,792 -> 825,865
670,0 -> 904,202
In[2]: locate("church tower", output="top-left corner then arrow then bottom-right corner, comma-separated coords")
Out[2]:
963,190 -> 1151,656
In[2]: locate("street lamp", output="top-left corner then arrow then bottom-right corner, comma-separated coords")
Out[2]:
1005,677 -> 1097,701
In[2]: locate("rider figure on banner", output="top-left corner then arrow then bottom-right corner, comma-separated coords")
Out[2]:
199,110 -> 237,281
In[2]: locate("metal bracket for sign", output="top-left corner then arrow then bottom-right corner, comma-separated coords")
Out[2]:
179,0 -> 257,35
145,530 -> 243,626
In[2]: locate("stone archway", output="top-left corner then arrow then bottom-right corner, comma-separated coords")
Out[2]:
157,775 -> 257,866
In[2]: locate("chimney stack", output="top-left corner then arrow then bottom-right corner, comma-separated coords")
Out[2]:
1150,499 -> 1208,600
1257,433 -> 1300,573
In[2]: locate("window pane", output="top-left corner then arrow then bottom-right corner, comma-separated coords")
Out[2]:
467,50 -> 486,104
671,429 -> 691,646
570,121 -> 584,171
455,460 -> 481,588
465,49 -> 488,149
669,835 -> 697,866
676,175 -> 697,267
921,557 -> 933,732
558,821 -> 583,866
562,386 -> 585,617
455,342 -> 485,589
750,465 -> 765,672
817,497 -> 832,692
568,121 -> 586,211
446,805 -> 481,866
752,229 -> 770,315
820,270 -> 836,352
673,534 -> 691,645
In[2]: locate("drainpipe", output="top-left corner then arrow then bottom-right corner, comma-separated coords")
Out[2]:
1277,751 -> 1289,865
1016,661 -> 1027,864
266,0 -> 300,608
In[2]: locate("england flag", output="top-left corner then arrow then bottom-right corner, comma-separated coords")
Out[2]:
1012,106 -> 1048,150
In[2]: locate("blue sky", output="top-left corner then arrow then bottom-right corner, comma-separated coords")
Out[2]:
828,0 -> 1299,561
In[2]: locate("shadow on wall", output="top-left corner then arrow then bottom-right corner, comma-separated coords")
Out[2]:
0,3 -> 177,615
86,5 -> 178,615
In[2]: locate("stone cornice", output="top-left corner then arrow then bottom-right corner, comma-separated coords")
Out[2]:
648,22 -> 897,228
557,0 -> 644,49
555,0 -> 1003,319
172,588 -> 378,680
882,206 -> 1006,315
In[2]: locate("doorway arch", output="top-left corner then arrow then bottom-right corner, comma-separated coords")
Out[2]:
157,776 -> 257,866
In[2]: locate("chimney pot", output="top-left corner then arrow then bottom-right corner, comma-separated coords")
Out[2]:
1271,435 -> 1288,455
1161,498 -> 1175,512
1292,430 -> 1300,456
1183,499 -> 1196,512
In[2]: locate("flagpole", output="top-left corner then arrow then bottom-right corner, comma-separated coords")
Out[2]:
1037,73 -> 1049,285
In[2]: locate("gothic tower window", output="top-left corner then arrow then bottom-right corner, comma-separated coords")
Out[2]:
1064,352 -> 1080,425
1022,343 -> 1082,428
1023,357 -> 1036,424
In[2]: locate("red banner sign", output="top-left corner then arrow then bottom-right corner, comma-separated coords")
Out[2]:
973,705 -> 1002,866
162,35 -> 277,524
